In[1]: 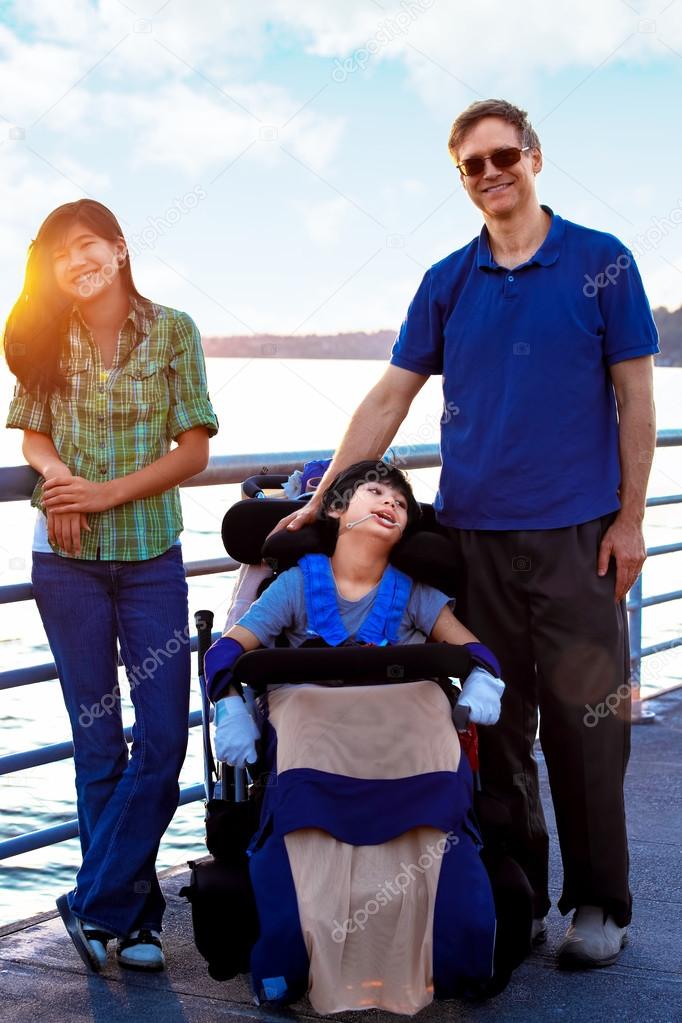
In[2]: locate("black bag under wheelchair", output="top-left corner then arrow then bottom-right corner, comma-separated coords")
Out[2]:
181,476 -> 533,995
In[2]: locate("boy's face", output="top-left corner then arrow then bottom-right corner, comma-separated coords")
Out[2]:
333,480 -> 409,546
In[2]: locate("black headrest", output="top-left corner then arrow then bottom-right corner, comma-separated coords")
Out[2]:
222,499 -> 314,564
222,499 -> 461,597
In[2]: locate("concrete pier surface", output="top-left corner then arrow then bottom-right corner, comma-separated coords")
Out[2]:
2,689 -> 681,1023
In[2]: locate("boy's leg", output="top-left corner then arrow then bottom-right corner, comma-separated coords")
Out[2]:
449,529 -> 550,919
68,546 -> 191,935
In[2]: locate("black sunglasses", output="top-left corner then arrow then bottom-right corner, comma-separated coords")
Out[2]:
456,146 -> 531,178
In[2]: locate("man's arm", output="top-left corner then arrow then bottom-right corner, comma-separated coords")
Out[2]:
282,364 -> 428,531
597,355 -> 656,602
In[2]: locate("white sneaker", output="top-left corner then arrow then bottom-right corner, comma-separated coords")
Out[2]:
557,905 -> 628,967
531,917 -> 548,945
116,929 -> 165,971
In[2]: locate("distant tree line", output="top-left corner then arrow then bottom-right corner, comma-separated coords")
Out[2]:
202,307 -> 682,366
653,306 -> 682,366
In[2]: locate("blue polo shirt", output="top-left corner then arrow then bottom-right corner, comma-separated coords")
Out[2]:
390,207 -> 659,530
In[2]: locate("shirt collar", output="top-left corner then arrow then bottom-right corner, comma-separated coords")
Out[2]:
69,296 -> 155,345
129,295 -> 156,338
476,205 -> 564,271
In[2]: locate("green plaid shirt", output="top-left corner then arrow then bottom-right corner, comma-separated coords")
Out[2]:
6,299 -> 218,561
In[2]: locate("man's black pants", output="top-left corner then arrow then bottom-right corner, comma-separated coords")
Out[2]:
449,514 -> 632,926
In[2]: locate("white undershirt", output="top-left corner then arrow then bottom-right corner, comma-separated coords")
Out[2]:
32,512 -> 54,553
32,510 -> 181,555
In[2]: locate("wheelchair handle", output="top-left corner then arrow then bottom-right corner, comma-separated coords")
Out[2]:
194,609 -> 215,677
194,609 -> 217,802
241,475 -> 289,500
452,702 -> 471,732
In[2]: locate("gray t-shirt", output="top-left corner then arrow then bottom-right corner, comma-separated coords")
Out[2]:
238,564 -> 450,649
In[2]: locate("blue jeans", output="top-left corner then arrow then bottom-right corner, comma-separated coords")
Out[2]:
32,546 -> 190,936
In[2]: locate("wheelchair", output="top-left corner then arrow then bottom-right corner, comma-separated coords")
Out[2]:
181,473 -> 533,1012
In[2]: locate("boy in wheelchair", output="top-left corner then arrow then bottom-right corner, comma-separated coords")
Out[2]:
205,461 -> 532,1014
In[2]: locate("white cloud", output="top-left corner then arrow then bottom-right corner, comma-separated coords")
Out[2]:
90,79 -> 344,175
257,0 -> 676,111
4,0 -> 670,182
0,6 -> 346,180
0,27 -> 98,127
2,0 -> 681,335
9,0 -> 102,45
104,84 -> 257,175
8,0 -> 680,100
267,0 -> 386,57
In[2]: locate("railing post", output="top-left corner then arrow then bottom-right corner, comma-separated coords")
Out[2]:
628,575 -> 655,724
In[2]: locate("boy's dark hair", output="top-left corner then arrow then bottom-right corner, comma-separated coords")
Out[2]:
319,460 -> 422,535
260,461 -> 422,569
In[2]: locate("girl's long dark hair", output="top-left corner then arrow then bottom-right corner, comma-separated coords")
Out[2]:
3,200 -> 146,394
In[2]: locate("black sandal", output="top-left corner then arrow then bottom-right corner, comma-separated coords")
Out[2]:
56,894 -> 110,972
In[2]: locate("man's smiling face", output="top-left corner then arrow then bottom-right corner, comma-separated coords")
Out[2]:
456,116 -> 542,220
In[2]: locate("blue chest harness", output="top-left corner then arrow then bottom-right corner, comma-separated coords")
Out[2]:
298,553 -> 412,647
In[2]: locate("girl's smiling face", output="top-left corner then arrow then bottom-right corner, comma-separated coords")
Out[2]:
52,222 -> 127,304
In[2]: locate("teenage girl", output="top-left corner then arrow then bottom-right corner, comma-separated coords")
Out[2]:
4,199 -> 218,972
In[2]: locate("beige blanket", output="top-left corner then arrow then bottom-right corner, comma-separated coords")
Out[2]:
267,680 -> 461,1015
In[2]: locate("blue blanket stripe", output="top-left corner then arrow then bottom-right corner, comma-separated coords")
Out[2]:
263,766 -> 473,846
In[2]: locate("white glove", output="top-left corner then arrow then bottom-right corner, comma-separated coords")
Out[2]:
458,667 -> 505,725
214,696 -> 261,767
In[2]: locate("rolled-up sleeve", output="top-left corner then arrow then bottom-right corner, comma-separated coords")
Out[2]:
6,381 -> 52,434
167,312 -> 219,440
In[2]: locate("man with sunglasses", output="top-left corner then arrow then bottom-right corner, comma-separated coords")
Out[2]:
283,98 -> 658,970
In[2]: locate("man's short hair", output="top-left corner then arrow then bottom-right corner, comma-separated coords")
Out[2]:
447,99 -> 541,163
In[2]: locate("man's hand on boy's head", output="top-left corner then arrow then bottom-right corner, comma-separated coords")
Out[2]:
269,498 -> 321,538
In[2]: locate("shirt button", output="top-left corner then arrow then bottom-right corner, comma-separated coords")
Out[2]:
508,274 -> 514,282
98,415 -> 105,422
98,386 -> 105,393
99,467 -> 107,475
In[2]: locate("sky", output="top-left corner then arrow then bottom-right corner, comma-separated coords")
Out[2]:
1,0 -> 682,338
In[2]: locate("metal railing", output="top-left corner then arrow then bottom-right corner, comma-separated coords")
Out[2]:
1,435 -> 680,860
0,446 -> 344,860
624,431 -> 682,719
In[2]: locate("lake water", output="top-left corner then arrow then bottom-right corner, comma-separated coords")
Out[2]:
0,358 -> 680,926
